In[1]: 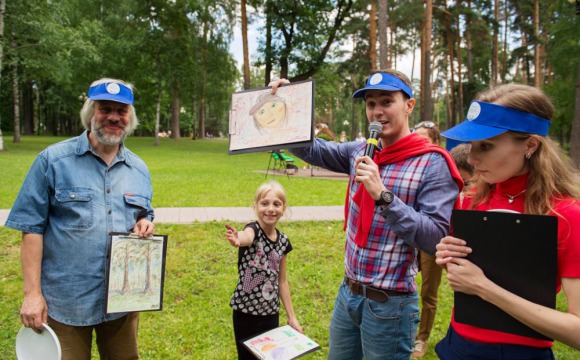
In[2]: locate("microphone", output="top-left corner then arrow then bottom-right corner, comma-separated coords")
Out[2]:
363,121 -> 383,158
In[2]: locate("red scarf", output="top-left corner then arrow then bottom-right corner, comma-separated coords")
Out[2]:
345,133 -> 464,247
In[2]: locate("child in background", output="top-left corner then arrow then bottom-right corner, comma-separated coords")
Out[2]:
450,144 -> 476,203
225,181 -> 302,360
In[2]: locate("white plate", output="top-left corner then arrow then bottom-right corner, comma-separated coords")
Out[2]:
15,323 -> 61,360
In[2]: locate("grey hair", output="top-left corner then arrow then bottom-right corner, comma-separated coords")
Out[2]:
79,78 -> 139,133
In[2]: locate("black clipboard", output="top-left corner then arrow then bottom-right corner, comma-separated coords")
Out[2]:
452,210 -> 558,340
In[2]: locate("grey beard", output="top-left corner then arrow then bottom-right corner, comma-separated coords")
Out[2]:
91,123 -> 128,145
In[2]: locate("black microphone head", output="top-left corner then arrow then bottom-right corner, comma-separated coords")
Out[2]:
368,121 -> 382,134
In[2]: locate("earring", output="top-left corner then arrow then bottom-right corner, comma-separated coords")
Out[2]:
525,152 -> 532,160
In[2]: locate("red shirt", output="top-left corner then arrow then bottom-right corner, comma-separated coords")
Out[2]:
451,173 -> 580,347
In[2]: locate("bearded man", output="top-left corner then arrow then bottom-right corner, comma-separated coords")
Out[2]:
6,78 -> 155,360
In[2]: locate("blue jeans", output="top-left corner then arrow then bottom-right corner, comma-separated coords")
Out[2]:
435,326 -> 555,360
328,282 -> 419,360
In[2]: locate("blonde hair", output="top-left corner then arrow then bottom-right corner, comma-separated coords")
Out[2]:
252,181 -> 288,213
79,78 -> 139,133
467,84 -> 580,215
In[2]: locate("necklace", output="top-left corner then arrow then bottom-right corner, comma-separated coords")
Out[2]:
503,189 -> 527,204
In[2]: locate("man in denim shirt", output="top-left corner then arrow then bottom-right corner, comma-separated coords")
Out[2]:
6,78 -> 155,359
270,70 -> 462,359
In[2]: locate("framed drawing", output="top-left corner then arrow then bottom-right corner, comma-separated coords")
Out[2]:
106,233 -> 168,314
228,79 -> 315,155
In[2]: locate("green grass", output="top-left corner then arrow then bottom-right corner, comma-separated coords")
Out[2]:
1,136 -> 579,359
0,136 -> 347,209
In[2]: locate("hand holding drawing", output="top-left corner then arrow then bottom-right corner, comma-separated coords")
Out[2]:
268,78 -> 290,94
133,218 -> 155,238
287,317 -> 304,334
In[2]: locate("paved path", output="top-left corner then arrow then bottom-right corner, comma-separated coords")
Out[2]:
0,206 -> 343,227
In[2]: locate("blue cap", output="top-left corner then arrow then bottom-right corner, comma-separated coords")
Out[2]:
441,101 -> 551,141
352,72 -> 413,99
88,82 -> 134,105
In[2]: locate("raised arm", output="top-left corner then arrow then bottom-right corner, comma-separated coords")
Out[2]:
225,224 -> 255,248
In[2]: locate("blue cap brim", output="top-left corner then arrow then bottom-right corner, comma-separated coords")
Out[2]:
352,72 -> 413,99
88,82 -> 134,105
88,94 -> 133,105
441,121 -> 508,141
352,85 -> 405,99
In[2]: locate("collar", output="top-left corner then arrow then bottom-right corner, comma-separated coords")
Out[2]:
494,173 -> 529,195
75,130 -> 130,165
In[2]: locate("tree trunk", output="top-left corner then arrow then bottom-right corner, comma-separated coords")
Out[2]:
378,0 -> 389,69
465,0 -> 474,82
456,2 -> 464,120
12,35 -> 20,143
198,18 -> 208,138
170,81 -> 181,140
492,0 -> 499,85
501,0 -> 508,82
153,78 -> 162,146
241,0 -> 251,89
0,0 -> 4,151
369,1 -> 377,70
264,1 -> 272,86
443,0 -> 456,126
23,82 -> 34,135
569,57 -> 580,168
422,0 -> 433,121
533,0 -> 541,88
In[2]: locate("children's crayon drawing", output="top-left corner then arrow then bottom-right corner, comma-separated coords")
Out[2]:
243,325 -> 321,360
229,80 -> 314,154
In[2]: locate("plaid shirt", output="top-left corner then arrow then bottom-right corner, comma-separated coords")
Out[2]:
292,138 -> 458,292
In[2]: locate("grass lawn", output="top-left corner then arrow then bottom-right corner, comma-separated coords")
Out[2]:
1,136 -> 579,359
0,136 -> 347,209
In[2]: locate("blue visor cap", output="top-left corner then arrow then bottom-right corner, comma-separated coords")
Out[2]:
441,101 -> 551,141
352,73 -> 413,99
88,82 -> 134,105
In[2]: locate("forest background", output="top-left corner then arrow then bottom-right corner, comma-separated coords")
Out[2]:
0,0 -> 579,165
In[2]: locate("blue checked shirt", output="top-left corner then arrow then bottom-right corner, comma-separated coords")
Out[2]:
5,131 -> 154,325
292,138 -> 458,292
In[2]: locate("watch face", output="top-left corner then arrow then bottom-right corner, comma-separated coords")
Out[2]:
384,191 -> 394,203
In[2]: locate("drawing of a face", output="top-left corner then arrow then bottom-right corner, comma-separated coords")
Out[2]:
255,100 -> 286,129
249,93 -> 288,133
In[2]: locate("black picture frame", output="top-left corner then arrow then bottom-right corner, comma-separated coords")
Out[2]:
105,232 -> 168,314
228,79 -> 315,155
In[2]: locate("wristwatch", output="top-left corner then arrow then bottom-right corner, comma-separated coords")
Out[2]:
375,189 -> 395,207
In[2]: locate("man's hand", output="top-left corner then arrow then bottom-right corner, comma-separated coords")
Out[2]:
133,218 -> 155,238
268,78 -> 290,94
354,156 -> 386,200
20,293 -> 48,333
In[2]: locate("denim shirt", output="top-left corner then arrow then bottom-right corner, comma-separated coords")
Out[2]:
291,138 -> 458,291
5,131 -> 154,326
